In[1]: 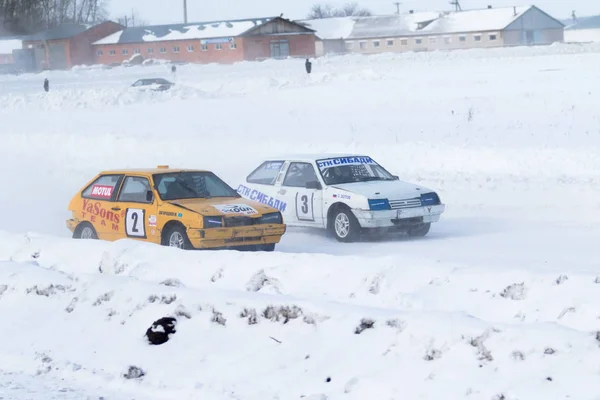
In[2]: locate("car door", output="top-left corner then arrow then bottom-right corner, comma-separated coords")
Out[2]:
277,162 -> 324,227
114,175 -> 159,243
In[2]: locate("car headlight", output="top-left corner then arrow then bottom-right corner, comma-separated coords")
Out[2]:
258,212 -> 283,224
420,192 -> 441,206
203,216 -> 223,228
368,199 -> 391,211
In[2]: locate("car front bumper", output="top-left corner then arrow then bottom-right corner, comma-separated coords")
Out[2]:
187,224 -> 286,249
352,205 -> 445,229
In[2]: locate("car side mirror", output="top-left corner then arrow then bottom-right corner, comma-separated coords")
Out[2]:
305,181 -> 322,190
146,190 -> 154,202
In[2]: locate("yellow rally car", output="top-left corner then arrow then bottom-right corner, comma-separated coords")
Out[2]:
66,166 -> 286,251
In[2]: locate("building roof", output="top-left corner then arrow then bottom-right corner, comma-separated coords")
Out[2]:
25,24 -> 91,41
303,5 -> 555,40
0,38 -> 22,54
93,17 -> 275,45
418,6 -> 531,34
564,15 -> 600,30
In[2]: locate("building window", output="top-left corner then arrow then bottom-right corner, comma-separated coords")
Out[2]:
134,48 -> 140,54
187,45 -> 194,52
444,36 -> 452,44
359,41 -> 366,49
201,44 -> 208,51
415,38 -> 423,45
459,36 -> 466,42
96,50 -> 103,56
215,43 -> 223,50
122,49 -> 128,55
474,35 -> 482,42
400,39 -> 408,46
428,37 -> 437,44
109,50 -> 116,56
489,34 -> 497,41
386,39 -> 394,46
230,42 -> 237,49
148,48 -> 154,54
173,46 -> 180,53
159,47 -> 166,53
373,40 -> 380,48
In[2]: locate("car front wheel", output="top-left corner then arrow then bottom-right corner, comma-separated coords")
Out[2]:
408,223 -> 431,237
163,225 -> 192,250
330,207 -> 361,242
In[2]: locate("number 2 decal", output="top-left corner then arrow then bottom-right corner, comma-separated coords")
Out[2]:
295,192 -> 314,221
126,208 -> 146,238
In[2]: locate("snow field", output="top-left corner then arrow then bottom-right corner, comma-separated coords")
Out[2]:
1,232 -> 600,399
1,42 -> 600,398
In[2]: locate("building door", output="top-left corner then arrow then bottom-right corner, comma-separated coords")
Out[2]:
48,42 -> 68,69
270,40 -> 290,58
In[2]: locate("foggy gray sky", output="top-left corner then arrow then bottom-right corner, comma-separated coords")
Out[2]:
109,0 -> 596,25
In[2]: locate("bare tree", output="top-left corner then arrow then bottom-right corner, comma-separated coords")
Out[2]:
333,3 -> 372,17
307,2 -> 372,19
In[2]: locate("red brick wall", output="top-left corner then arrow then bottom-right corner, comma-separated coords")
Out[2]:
243,34 -> 316,61
0,54 -> 13,64
93,38 -> 246,65
69,21 -> 123,67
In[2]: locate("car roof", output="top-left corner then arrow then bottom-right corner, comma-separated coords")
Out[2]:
98,168 -> 209,175
261,153 -> 371,162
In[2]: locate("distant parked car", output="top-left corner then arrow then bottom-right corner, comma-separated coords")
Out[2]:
131,78 -> 174,92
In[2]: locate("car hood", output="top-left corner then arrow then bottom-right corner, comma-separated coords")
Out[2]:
167,198 -> 274,216
331,180 -> 431,200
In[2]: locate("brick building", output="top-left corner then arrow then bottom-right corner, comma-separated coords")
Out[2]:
22,21 -> 123,70
92,17 -> 316,65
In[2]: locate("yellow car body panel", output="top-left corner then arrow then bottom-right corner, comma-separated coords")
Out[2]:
66,167 -> 286,250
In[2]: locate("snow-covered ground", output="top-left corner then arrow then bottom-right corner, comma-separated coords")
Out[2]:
1,43 -> 600,399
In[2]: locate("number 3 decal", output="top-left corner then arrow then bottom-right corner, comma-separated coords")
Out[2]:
295,192 -> 314,221
126,208 -> 146,238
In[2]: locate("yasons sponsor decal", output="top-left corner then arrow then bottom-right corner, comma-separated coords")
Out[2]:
82,199 -> 120,231
237,184 -> 287,212
214,204 -> 258,215
90,184 -> 113,199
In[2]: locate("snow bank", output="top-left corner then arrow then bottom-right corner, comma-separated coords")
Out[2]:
0,232 -> 599,399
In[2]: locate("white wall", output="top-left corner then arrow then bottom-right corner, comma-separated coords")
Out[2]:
565,29 -> 600,43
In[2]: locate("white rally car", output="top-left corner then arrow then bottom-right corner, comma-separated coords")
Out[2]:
236,154 -> 445,242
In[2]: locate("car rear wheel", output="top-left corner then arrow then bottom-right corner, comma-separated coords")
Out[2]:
73,222 -> 97,240
330,207 -> 361,242
164,225 -> 192,250
408,223 -> 431,237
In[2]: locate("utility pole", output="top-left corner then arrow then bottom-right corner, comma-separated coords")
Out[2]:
393,2 -> 401,15
184,0 -> 188,23
449,0 -> 462,11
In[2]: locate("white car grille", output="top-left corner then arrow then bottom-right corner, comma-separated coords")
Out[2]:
389,198 -> 422,210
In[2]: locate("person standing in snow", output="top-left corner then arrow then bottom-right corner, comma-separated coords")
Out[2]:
43,78 -> 49,92
305,58 -> 312,74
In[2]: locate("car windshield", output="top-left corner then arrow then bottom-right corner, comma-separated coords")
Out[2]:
317,156 -> 395,185
154,171 -> 240,200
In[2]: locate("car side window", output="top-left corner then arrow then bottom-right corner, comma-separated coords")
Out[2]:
117,176 -> 153,204
82,174 -> 123,201
282,162 -> 318,188
246,161 -> 285,185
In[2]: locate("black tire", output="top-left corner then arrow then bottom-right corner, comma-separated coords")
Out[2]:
408,223 -> 431,238
73,222 -> 98,239
162,224 -> 193,250
329,206 -> 361,242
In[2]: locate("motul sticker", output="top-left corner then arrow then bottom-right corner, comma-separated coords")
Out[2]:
214,204 -> 258,215
90,184 -> 113,199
